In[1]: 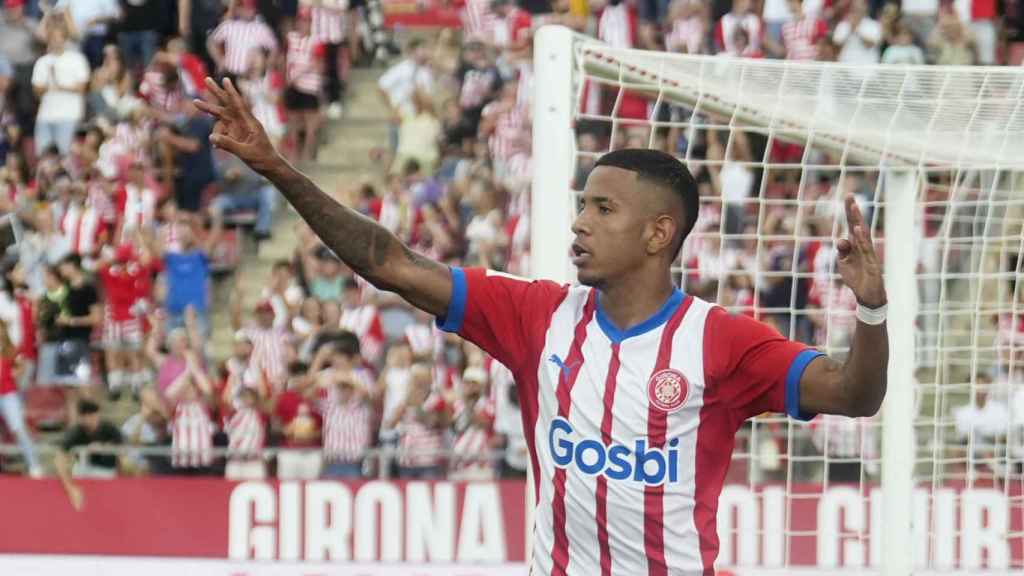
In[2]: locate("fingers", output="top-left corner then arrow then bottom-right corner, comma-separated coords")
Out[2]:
204,76 -> 231,106
193,98 -> 226,119
210,132 -> 244,155
844,193 -> 863,232
224,78 -> 251,118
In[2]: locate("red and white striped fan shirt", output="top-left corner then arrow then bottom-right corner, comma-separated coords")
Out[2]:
210,18 -> 279,75
666,17 -> 706,54
139,69 -> 183,112
227,406 -> 266,458
397,394 -> 447,468
242,326 -> 291,389
450,395 -> 496,473
715,12 -> 763,54
60,202 -> 104,256
311,4 -> 347,44
782,16 -> 828,61
118,183 -> 157,238
461,0 -> 497,41
404,322 -> 437,359
340,304 -> 384,364
172,399 -> 215,468
286,30 -> 323,95
481,101 -> 527,163
321,388 -> 373,463
437,267 -> 823,574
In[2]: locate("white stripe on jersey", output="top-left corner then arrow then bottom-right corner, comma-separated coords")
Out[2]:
322,389 -> 372,462
227,407 -> 266,457
287,31 -> 323,95
172,399 -> 215,468
311,6 -> 347,44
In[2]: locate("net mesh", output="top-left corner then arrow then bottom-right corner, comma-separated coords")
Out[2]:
564,39 -> 1024,572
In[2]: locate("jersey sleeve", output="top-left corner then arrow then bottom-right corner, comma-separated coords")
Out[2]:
703,306 -> 824,422
436,267 -> 568,374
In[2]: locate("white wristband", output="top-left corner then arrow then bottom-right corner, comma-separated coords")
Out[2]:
856,303 -> 887,325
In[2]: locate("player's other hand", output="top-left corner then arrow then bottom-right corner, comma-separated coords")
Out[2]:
836,194 -> 886,308
193,77 -> 280,174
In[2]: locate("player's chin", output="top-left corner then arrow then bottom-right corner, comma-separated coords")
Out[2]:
575,267 -> 602,287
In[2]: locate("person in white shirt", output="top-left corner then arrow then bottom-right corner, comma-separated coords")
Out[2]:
31,25 -> 91,155
378,37 -> 434,153
53,0 -> 122,69
881,22 -> 926,65
833,0 -> 882,65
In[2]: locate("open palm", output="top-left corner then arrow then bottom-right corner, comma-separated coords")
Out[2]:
193,77 -> 279,173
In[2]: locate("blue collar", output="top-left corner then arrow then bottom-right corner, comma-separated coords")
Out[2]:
595,289 -> 685,344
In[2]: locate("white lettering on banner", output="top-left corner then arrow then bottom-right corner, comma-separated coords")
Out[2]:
227,481 -> 510,562
406,482 -> 455,562
818,487 -> 866,568
933,488 -> 956,569
354,481 -> 403,562
761,487 -> 785,568
962,489 -> 1008,569
718,485 -> 759,566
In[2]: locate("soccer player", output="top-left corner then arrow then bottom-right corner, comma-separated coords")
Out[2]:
195,78 -> 888,575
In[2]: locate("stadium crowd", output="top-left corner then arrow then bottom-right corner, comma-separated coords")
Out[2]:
0,0 -> 1023,496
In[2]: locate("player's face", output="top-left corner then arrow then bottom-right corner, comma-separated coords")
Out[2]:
572,166 -> 653,287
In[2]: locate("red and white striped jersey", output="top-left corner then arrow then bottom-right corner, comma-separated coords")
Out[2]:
139,68 -> 183,112
481,101 -> 527,163
397,394 -> 447,468
227,406 -> 266,458
666,17 -> 706,54
286,30 -> 323,95
437,267 -> 822,575
340,304 -> 384,364
321,388 -> 372,462
117,183 -> 157,238
461,0 -> 497,41
782,16 -> 828,60
715,12 -> 763,55
598,3 -> 636,49
172,399 -> 215,468
311,4 -> 347,44
404,322 -> 439,359
450,395 -> 496,473
210,18 -> 279,75
242,326 -> 291,389
60,202 -> 104,256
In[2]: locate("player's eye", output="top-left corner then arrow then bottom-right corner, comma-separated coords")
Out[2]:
598,205 -> 611,215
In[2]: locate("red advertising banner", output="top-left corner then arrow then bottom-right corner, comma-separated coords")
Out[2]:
0,479 -> 1020,571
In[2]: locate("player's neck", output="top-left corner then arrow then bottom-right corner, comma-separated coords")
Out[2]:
596,273 -> 677,333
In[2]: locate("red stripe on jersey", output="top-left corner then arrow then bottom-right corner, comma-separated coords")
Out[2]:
550,291 -> 598,576
643,296 -> 692,576
595,343 -> 621,576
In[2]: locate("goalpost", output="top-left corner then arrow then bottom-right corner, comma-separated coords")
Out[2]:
532,25 -> 1024,574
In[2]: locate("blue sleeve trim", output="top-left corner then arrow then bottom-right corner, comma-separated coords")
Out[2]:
436,267 -> 467,334
785,349 -> 825,421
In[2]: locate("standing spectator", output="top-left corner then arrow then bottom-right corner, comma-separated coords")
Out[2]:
161,218 -> 220,337
157,100 -> 217,214
378,37 -> 434,154
833,0 -> 882,65
284,9 -> 325,164
221,330 -> 268,408
339,281 -> 384,365
389,363 -> 448,479
207,0 -> 278,79
225,386 -> 267,479
312,342 -> 373,478
55,399 -> 123,509
0,0 -> 42,135
781,0 -> 828,61
115,161 -> 159,241
97,242 -> 156,396
261,259 -> 304,329
452,40 -> 502,147
54,0 -> 122,68
715,0 -> 763,56
927,9 -> 977,66
0,318 -> 41,477
665,0 -> 711,55
882,22 -> 927,65
275,361 -> 323,480
231,292 -> 292,390
761,0 -> 792,50
56,254 -> 100,387
35,266 -> 68,388
964,0 -> 998,65
307,0 -> 349,119
449,366 -> 496,481
116,0 -> 168,73
166,346 -> 216,473
901,0 -> 939,47
239,50 -> 285,148
394,90 -> 442,175
31,25 -> 91,156
810,413 -> 879,483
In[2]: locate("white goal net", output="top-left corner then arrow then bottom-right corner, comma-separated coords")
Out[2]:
532,25 -> 1024,575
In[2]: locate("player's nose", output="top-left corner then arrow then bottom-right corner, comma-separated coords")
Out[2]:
571,212 -> 590,237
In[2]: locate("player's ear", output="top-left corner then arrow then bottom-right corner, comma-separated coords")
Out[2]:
648,214 -> 677,256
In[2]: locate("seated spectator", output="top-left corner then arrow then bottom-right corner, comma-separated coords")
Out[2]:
0,317 -> 41,477
210,155 -> 278,241
55,399 -> 123,509
120,401 -> 170,476
927,9 -> 977,66
275,361 -> 323,480
225,386 -> 267,480
449,366 -> 496,481
882,22 -> 927,65
292,296 -> 323,357
31,23 -> 91,156
388,363 -> 449,479
308,246 -> 346,302
394,90 -> 442,175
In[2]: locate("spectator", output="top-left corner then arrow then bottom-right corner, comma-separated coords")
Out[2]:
449,366 -> 496,480
141,309 -> 204,409
781,0 -> 828,61
284,8 -> 325,164
927,9 -> 978,66
31,24 -> 91,156
207,0 -> 279,79
882,22 -> 927,65
239,50 -> 285,148
665,0 -> 711,55
221,330 -> 268,407
87,45 -> 136,124
261,259 -> 304,329
115,161 -> 158,241
209,154 -> 278,241
166,344 -> 216,474
307,245 -> 345,302
157,100 -> 217,214
225,386 -> 267,479
53,0 -> 122,68
0,0 -> 42,133
97,242 -> 157,396
714,0 -> 762,56
340,281 -> 384,365
452,40 -> 502,147
120,401 -> 170,475
317,344 -> 374,478
116,0 -> 167,73
810,413 -> 879,482
0,317 -> 41,476
833,0 -> 883,65
378,37 -> 434,153
965,0 -> 998,65
231,292 -> 292,390
389,363 -> 448,479
275,360 -> 323,480
306,0 -> 350,120
159,218 -> 220,337
492,362 -> 526,478
56,254 -> 100,387
901,0 -> 939,47
292,296 -> 322,356
55,399 -> 123,509
394,90 -> 442,174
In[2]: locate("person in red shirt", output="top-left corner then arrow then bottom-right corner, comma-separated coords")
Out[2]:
97,242 -> 158,397
275,361 -> 324,480
0,318 -> 41,477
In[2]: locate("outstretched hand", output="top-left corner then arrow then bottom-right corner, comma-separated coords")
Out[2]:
836,194 -> 886,308
193,77 -> 280,173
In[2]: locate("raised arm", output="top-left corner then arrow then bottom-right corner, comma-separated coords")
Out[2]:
194,78 -> 452,316
799,194 -> 888,418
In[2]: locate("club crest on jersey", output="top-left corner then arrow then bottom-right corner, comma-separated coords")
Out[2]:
648,369 -> 689,413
